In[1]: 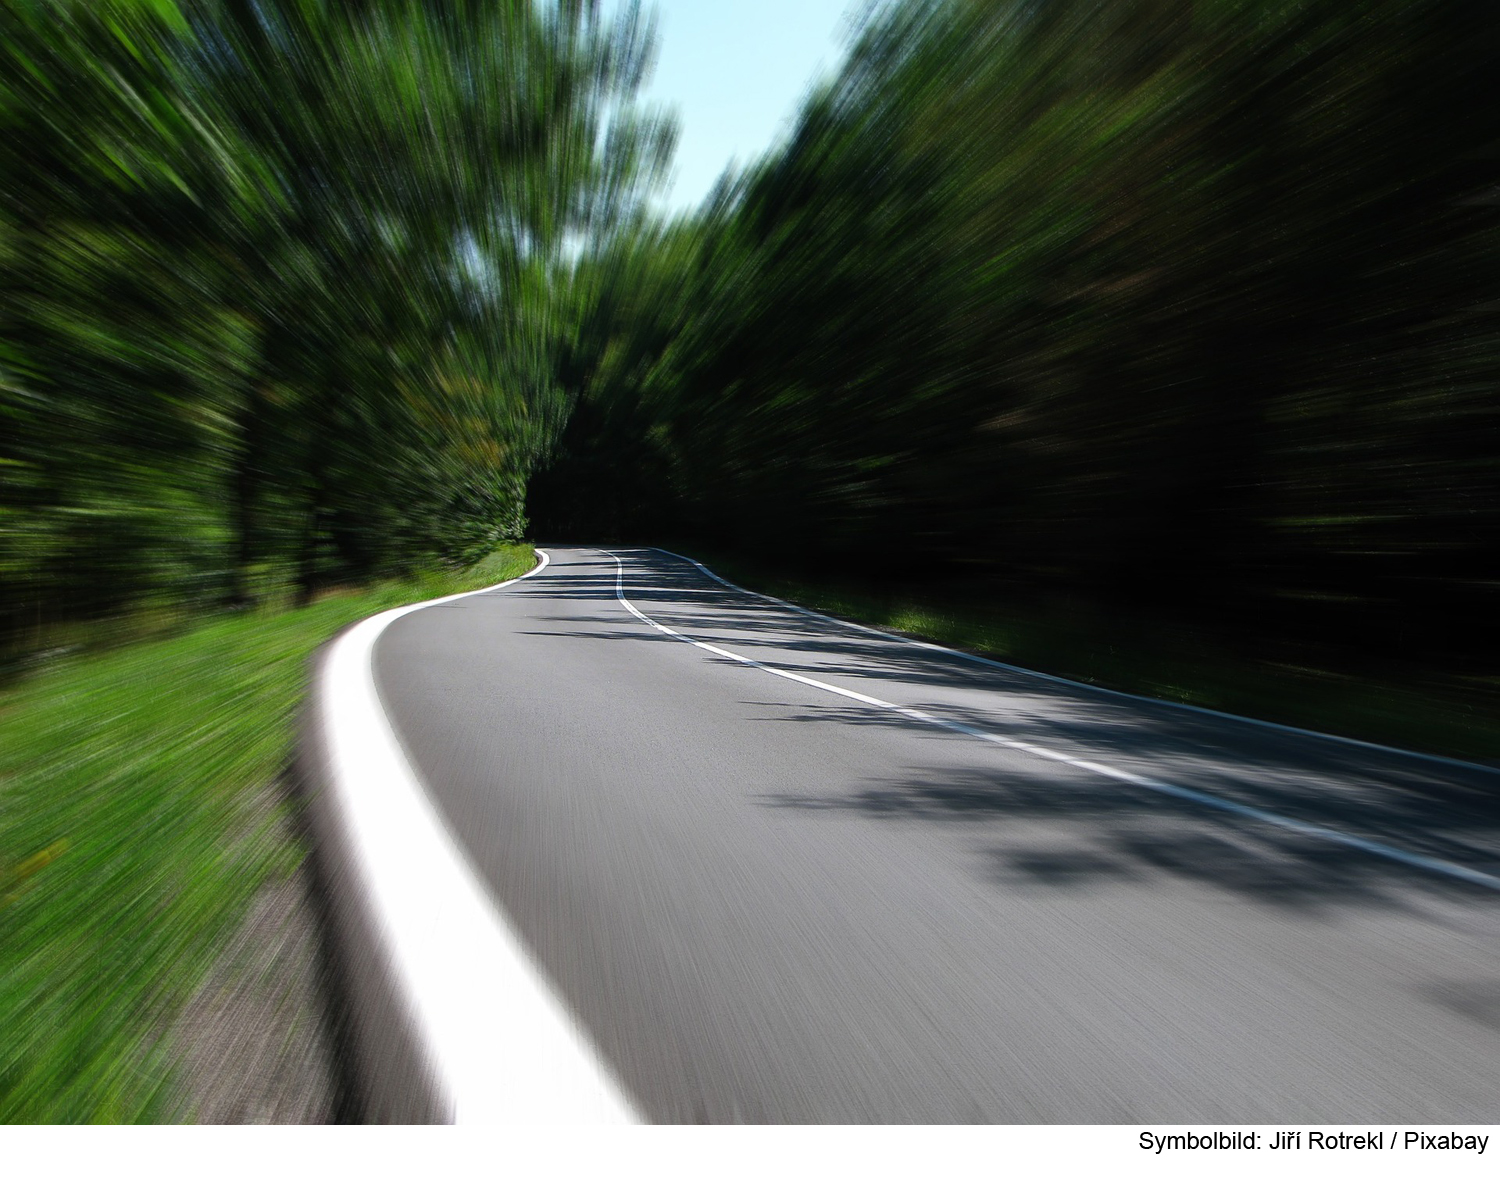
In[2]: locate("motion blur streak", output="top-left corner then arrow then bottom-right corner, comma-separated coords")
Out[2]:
0,0 -> 672,657
529,0 -> 1500,708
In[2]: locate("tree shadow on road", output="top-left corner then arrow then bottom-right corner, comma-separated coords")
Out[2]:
522,548 -> 1500,916
760,761 -> 1500,918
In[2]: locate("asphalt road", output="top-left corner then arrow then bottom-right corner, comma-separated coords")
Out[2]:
372,546 -> 1500,1123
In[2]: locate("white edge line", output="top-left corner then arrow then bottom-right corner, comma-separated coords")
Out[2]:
317,548 -> 640,1124
652,547 -> 1499,778
608,550 -> 1500,894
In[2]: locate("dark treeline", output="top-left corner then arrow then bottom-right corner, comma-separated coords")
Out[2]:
6,0 -> 1498,678
531,0 -> 1500,673
1,0 -> 668,655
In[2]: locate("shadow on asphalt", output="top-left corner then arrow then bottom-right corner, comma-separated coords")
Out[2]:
518,548 -> 1500,918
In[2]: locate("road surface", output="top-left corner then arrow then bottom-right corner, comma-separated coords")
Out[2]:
370,546 -> 1500,1122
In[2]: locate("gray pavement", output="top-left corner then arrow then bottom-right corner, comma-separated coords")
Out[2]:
372,546 -> 1500,1122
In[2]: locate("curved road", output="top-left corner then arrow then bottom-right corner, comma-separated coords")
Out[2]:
371,546 -> 1500,1122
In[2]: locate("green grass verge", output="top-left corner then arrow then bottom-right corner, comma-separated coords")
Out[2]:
0,543 -> 536,1123
684,548 -> 1500,767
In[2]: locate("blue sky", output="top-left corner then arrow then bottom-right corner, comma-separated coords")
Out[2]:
627,1 -> 864,212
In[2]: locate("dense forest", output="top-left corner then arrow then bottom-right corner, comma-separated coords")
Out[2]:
532,0 -> 1500,675
4,0 -> 1498,678
0,0 -> 669,654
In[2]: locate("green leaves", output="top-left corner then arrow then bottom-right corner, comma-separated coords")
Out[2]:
1,0 -> 666,646
539,0 -> 1500,670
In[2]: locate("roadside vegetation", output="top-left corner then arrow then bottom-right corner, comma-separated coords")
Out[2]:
532,0 -> 1499,720
1,0 -> 668,659
0,544 -> 535,1122
687,548 -> 1500,766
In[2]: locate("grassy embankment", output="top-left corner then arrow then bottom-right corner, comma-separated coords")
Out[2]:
685,549 -> 1500,767
0,544 -> 536,1122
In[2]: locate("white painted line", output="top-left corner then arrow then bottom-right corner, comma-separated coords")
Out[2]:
318,549 -> 640,1123
607,550 -> 1500,893
654,547 -> 1499,777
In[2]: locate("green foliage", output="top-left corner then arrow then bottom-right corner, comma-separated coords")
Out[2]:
0,0 -> 672,650
536,0 -> 1500,673
0,543 -> 535,1122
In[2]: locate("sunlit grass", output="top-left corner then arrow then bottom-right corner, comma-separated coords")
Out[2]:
0,544 -> 536,1122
